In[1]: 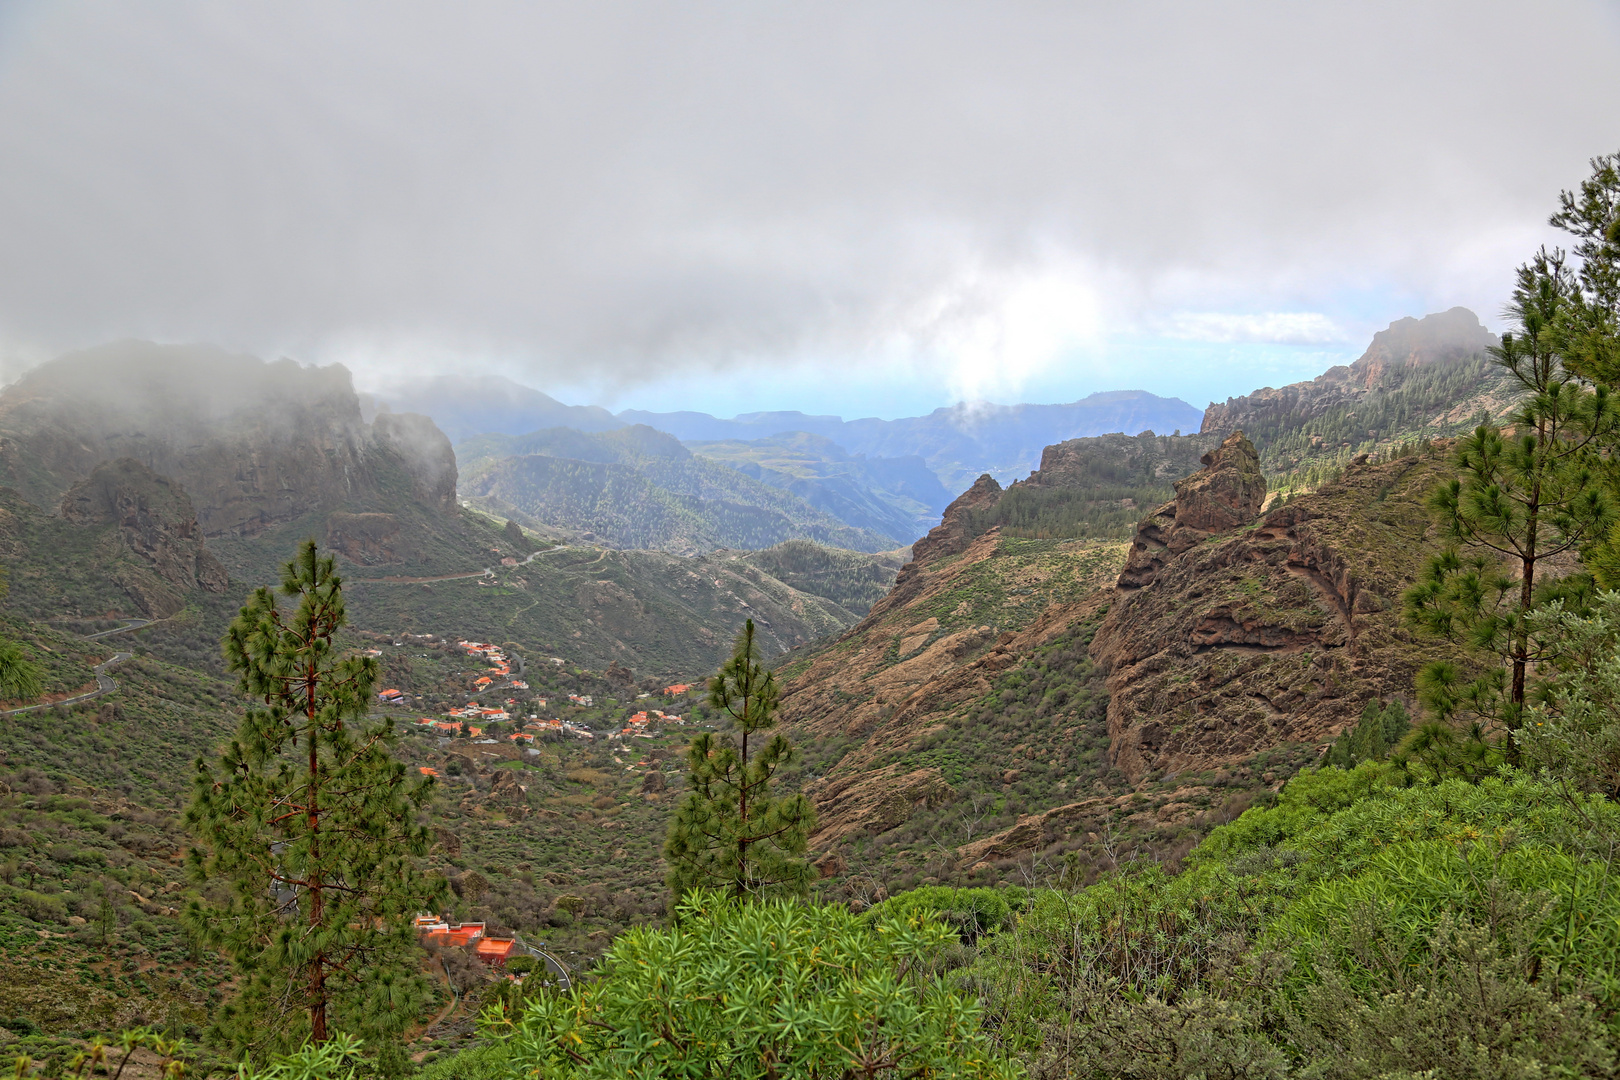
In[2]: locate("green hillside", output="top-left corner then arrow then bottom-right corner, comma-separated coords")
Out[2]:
458,426 -> 896,553
686,431 -> 949,544
739,540 -> 910,617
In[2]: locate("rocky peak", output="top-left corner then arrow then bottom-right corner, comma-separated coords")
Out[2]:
0,341 -> 462,537
1118,431 -> 1264,588
1200,308 -> 1499,435
906,473 -> 1002,570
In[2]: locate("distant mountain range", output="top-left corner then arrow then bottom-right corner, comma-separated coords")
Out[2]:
378,381 -> 1203,492
456,425 -> 900,554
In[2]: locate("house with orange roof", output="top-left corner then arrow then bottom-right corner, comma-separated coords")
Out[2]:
419,766 -> 440,778
475,937 -> 519,966
419,919 -> 485,948
663,683 -> 692,695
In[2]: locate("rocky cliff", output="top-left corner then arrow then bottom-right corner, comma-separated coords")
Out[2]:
59,458 -> 229,615
1091,444 -> 1458,784
1200,307 -> 1499,436
0,341 -> 457,538
777,422 -> 1470,884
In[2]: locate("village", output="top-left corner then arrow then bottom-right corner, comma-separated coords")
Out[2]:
354,630 -> 706,787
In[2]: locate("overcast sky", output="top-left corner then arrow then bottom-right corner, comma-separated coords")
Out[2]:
1,1 -> 1618,419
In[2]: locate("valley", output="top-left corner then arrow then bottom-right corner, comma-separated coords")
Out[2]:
0,305 -> 1548,1070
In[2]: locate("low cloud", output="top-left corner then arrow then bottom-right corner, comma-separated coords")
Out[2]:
0,1 -> 1614,400
1164,312 -> 1350,346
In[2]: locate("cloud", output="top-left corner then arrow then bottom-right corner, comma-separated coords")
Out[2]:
0,0 -> 1615,403
1164,312 -> 1349,346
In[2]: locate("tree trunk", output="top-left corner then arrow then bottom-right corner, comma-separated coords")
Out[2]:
307,661 -> 328,1043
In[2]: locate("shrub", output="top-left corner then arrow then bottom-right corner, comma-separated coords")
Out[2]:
489,890 -> 1022,1078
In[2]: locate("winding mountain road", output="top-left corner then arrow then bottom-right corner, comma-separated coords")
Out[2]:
1,650 -> 132,715
347,545 -> 562,586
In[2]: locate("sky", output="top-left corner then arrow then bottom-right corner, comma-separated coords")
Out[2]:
0,2 -> 1618,420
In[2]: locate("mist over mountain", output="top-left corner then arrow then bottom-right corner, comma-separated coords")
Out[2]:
374,374 -> 622,442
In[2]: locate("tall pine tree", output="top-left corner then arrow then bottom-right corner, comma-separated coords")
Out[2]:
665,619 -> 816,899
185,540 -> 443,1057
1405,250 -> 1616,759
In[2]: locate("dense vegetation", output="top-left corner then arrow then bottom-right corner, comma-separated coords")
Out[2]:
688,430 -> 950,543
963,433 -> 1214,540
739,539 -> 908,616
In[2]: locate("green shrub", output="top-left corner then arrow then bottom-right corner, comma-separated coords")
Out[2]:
488,889 -> 1022,1078
865,885 -> 1023,943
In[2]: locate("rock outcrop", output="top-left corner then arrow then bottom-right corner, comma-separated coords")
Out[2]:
779,517 -> 1127,851
1091,447 -> 1459,784
59,458 -> 228,615
1118,432 -> 1265,588
906,474 -> 1003,569
1201,308 -> 1498,436
326,512 -> 406,565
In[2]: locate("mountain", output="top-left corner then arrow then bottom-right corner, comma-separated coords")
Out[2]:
456,425 -> 899,553
0,343 -> 895,675
376,374 -> 623,442
1203,307 -> 1510,490
686,432 -> 951,543
772,311 -> 1511,886
377,379 -> 1201,496
0,340 -> 458,539
775,431 -> 1471,886
621,390 -> 1204,493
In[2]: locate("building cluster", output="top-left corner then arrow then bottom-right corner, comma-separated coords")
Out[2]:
417,718 -> 485,738
413,915 -> 519,967
616,708 -> 683,738
566,693 -> 594,707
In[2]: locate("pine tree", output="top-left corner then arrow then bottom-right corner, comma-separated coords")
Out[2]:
184,540 -> 444,1056
664,619 -> 816,899
0,570 -> 42,706
1405,251 -> 1617,760
1324,700 -> 1411,769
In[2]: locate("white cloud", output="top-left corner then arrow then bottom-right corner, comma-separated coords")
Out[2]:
1164,312 -> 1350,346
0,0 -> 1614,404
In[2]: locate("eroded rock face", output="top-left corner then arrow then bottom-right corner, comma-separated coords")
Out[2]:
1174,433 -> 1267,532
1118,431 -> 1265,589
371,411 -> 458,513
1092,448 -> 1459,783
778,521 -> 1124,850
326,512 -> 406,565
806,767 -> 956,847
60,458 -> 228,615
